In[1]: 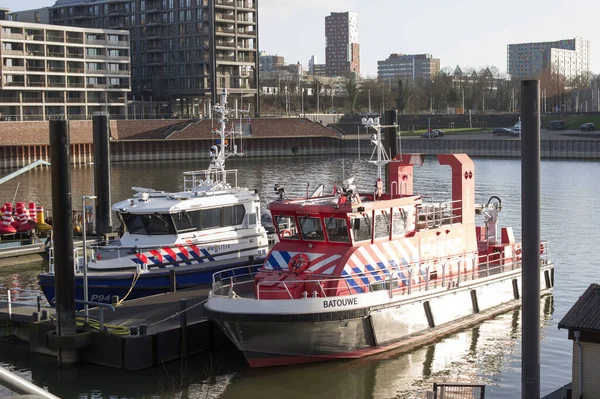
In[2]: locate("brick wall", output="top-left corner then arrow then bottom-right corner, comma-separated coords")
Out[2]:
0,118 -> 337,146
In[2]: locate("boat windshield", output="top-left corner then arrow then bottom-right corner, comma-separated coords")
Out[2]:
121,213 -> 177,235
275,215 -> 299,239
298,216 -> 325,241
350,213 -> 372,242
324,217 -> 350,243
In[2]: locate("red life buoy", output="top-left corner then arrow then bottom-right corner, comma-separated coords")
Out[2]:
514,247 -> 522,261
540,243 -> 545,255
288,253 -> 310,273
281,229 -> 292,237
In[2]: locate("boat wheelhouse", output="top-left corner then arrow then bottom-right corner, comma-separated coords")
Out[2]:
205,118 -> 554,368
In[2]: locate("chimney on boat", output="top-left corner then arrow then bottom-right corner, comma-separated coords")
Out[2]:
387,154 -> 424,197
437,154 -> 475,225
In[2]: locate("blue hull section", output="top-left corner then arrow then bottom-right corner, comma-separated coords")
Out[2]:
39,262 -> 261,309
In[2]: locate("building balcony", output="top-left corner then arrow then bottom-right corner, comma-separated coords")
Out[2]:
3,81 -> 26,87
26,81 -> 46,87
106,69 -> 130,75
2,65 -> 25,71
86,54 -> 107,60
86,39 -> 106,46
86,69 -> 107,74
66,53 -> 85,59
236,19 -> 256,25
236,30 -> 256,37
66,97 -> 85,103
215,27 -> 236,36
236,1 -> 256,11
48,81 -> 66,88
107,55 -> 129,61
24,35 -> 44,41
215,14 -> 236,22
66,37 -> 85,44
47,66 -> 66,73
46,52 -> 66,58
26,65 -> 46,72
87,84 -> 108,89
46,36 -> 65,43
215,0 -> 235,8
67,82 -> 85,88
1,49 -> 24,55
106,40 -> 129,47
45,97 -> 65,103
2,33 -> 24,40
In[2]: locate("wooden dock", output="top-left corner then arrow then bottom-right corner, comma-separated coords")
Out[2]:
0,287 -> 227,370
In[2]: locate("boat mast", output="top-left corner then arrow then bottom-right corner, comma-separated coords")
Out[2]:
210,89 -> 229,174
361,116 -> 394,183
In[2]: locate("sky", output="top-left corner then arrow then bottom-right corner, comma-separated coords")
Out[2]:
5,0 -> 599,77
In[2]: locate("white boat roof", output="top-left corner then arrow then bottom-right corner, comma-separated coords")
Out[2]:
112,188 -> 257,214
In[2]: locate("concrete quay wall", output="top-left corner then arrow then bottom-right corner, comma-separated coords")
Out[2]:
2,136 -> 600,169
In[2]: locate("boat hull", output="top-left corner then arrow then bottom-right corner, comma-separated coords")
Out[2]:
207,264 -> 554,367
39,259 -> 262,308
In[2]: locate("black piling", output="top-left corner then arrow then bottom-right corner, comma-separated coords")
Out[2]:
92,114 -> 112,234
49,120 -> 77,365
521,79 -> 541,398
383,109 -> 398,189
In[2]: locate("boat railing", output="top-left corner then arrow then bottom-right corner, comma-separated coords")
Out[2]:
183,169 -> 239,191
212,241 -> 550,300
416,199 -> 462,230
48,246 -> 88,275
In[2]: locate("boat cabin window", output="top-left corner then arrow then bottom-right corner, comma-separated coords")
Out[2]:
298,216 -> 325,241
374,210 -> 390,239
275,215 -> 299,239
170,204 -> 246,233
173,211 -> 195,232
351,213 -> 372,242
201,207 -> 222,229
325,217 -> 350,243
392,208 -> 408,237
121,213 -> 177,235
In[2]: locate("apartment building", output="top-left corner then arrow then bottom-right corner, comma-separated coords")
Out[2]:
259,52 -> 284,72
325,12 -> 359,78
507,37 -> 590,79
0,19 -> 130,121
41,0 -> 259,117
377,53 -> 440,83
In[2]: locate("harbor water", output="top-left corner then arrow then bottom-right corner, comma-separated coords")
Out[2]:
1,155 -> 598,398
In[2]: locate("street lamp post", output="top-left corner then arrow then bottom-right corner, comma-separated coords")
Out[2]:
368,90 -> 371,113
81,194 -> 97,321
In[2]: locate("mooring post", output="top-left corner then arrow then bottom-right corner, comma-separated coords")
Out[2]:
179,298 -> 188,358
49,120 -> 78,366
383,109 -> 398,190
92,114 -> 112,234
521,79 -> 541,398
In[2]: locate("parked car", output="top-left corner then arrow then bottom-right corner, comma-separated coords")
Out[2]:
493,128 -> 512,136
580,123 -> 595,131
549,120 -> 566,130
510,121 -> 521,136
422,130 -> 440,138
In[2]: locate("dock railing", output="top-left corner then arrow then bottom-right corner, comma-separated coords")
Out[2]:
212,241 -> 550,300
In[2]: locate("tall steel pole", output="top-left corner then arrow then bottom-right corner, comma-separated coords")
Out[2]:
521,79 -> 541,399
49,120 -> 77,366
